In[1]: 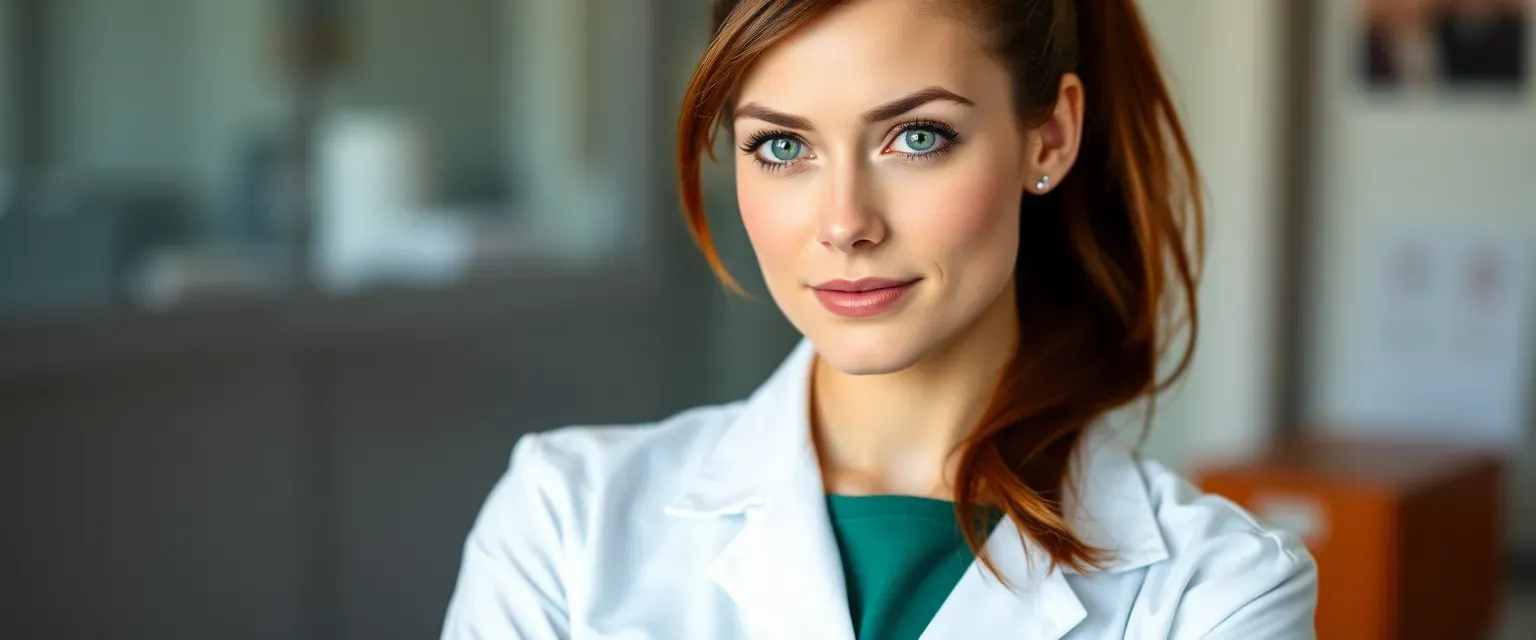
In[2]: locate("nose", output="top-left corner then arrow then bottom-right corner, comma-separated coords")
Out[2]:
815,159 -> 886,254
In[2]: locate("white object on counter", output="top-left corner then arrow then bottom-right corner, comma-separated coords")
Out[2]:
128,245 -> 287,310
315,111 -> 436,293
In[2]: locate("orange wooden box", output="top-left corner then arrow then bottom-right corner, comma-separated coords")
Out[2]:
1195,439 -> 1504,640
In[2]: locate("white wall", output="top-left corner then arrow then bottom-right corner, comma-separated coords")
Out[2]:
503,0 -> 653,261
45,0 -> 193,184
39,0 -> 505,227
37,0 -> 284,225
1304,2 -> 1536,546
185,0 -> 285,231
1134,0 -> 1287,471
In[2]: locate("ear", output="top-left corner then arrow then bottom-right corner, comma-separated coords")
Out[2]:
1023,73 -> 1086,195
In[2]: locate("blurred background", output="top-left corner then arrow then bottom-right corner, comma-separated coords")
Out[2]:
0,0 -> 1531,638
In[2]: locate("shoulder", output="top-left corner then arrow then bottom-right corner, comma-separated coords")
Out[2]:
444,404 -> 745,636
1136,459 -> 1319,638
524,401 -> 745,490
1138,458 -> 1309,567
476,401 -> 746,532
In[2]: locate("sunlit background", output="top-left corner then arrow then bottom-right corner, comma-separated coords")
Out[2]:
0,0 -> 1532,638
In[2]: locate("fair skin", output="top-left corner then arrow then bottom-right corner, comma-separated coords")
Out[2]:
732,0 -> 1085,498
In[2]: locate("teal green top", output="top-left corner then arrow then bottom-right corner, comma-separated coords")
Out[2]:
825,495 -> 1004,640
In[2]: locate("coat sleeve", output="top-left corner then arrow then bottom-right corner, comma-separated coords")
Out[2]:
1195,531 -> 1318,639
441,433 -> 572,640
1164,516 -> 1320,639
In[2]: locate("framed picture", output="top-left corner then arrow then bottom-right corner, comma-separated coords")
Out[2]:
1360,0 -> 1527,90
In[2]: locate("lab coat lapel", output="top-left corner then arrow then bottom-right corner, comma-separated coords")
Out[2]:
921,517 -> 1087,640
922,427 -> 1169,639
708,465 -> 855,640
664,340 -> 855,640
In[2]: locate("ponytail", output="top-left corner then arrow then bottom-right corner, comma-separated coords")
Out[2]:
684,0 -> 1204,578
955,0 -> 1204,576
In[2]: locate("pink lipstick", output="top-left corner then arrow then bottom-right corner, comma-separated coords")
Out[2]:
810,278 -> 919,318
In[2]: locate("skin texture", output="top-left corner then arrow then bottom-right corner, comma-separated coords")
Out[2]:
730,0 -> 1086,497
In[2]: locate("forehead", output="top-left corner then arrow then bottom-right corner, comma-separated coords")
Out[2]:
734,0 -> 1006,116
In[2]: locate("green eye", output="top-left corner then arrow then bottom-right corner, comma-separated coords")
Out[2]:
768,138 -> 801,162
890,123 -> 958,156
903,129 -> 937,152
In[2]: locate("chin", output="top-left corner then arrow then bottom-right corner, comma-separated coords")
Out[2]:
803,325 -> 930,376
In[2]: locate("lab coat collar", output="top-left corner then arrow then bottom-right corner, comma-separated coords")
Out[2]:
664,338 -> 1169,638
666,339 -> 854,638
665,339 -> 821,517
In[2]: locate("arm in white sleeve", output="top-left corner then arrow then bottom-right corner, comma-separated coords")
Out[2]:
442,433 -> 572,640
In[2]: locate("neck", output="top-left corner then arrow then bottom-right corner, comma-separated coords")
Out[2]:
812,284 -> 1019,499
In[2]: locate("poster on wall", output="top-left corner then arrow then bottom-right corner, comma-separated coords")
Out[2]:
1360,0 -> 1528,91
1351,225 -> 1533,447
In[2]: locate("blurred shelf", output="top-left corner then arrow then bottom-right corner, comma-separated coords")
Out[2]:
0,260 -> 667,382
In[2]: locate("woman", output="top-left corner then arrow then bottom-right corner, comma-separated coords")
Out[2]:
443,0 -> 1318,638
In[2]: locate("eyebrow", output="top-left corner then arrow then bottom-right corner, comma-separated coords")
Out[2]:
860,86 -> 975,124
733,86 -> 975,132
732,103 -> 816,131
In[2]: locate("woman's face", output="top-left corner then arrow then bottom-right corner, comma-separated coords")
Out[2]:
732,0 -> 1032,374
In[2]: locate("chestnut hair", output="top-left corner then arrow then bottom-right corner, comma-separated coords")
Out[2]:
677,0 -> 1204,576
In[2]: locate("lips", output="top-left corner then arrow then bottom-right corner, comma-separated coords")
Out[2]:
810,278 -> 919,318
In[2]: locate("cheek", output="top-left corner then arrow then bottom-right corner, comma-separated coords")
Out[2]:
736,169 -> 806,276
898,159 -> 1021,273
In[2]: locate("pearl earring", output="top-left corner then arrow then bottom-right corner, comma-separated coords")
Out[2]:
1036,175 -> 1052,192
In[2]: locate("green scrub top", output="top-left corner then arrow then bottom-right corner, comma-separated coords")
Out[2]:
825,494 -> 1005,639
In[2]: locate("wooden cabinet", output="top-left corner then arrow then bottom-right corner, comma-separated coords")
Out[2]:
1198,439 -> 1505,640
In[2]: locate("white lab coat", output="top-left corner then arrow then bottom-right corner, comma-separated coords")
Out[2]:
441,339 -> 1318,639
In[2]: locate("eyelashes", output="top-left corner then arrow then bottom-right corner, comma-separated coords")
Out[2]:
738,128 -> 817,172
889,119 -> 961,159
738,119 -> 963,172
738,129 -> 794,156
